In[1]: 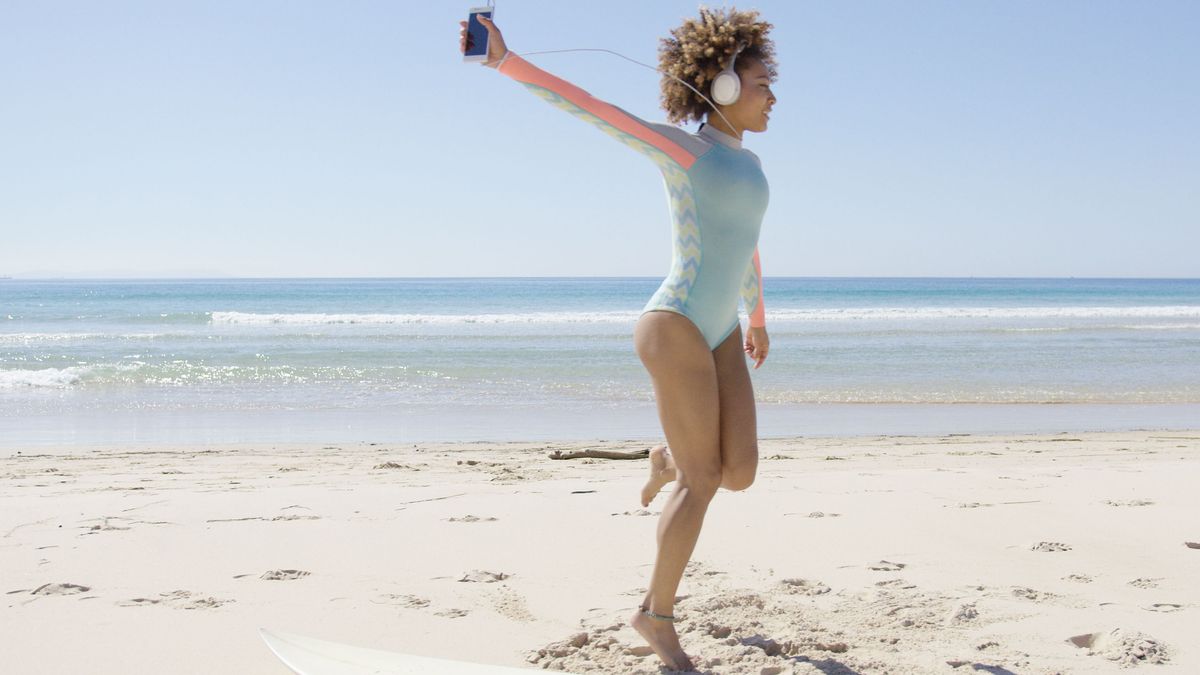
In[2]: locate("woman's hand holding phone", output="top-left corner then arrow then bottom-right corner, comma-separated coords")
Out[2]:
459,14 -> 508,68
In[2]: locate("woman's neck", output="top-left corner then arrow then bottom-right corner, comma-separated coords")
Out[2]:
706,114 -> 743,141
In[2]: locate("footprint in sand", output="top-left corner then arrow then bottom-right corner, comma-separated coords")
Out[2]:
372,593 -> 430,609
118,597 -> 164,607
1031,541 -> 1072,552
1063,573 -> 1093,583
26,582 -> 90,596
447,514 -> 499,522
458,570 -> 509,583
1144,603 -> 1183,613
1011,586 -> 1058,602
867,560 -> 906,571
117,589 -> 234,609
368,593 -> 469,618
1128,577 -> 1163,588
260,569 -> 310,581
778,578 -> 831,595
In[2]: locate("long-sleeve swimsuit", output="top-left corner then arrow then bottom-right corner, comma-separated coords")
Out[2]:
497,52 -> 768,350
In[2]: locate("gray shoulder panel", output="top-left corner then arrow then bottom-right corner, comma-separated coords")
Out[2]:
644,121 -> 713,158
603,105 -> 713,161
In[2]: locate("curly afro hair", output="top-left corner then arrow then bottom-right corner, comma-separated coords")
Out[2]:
657,5 -> 778,125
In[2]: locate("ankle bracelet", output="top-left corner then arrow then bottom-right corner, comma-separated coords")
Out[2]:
640,607 -> 680,622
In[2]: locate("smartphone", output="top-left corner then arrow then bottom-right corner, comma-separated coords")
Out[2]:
462,6 -> 494,63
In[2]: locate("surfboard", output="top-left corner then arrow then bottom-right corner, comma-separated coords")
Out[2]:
259,628 -> 580,675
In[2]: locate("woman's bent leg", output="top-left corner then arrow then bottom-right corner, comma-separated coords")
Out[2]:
712,323 -> 759,492
633,311 -> 724,618
639,322 -> 756,509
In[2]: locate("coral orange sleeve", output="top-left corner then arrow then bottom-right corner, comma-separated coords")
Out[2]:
496,52 -> 697,170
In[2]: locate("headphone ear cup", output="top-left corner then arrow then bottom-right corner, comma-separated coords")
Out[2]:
711,71 -> 740,106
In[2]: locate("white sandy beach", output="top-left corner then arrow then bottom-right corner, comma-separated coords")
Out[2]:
2,430 -> 1197,674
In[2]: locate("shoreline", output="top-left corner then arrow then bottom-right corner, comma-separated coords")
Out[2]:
3,401 -> 1199,450
5,425 -> 1200,455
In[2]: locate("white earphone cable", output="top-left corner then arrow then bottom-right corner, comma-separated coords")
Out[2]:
498,48 -> 738,137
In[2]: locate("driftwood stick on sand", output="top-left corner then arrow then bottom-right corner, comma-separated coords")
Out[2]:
548,448 -> 651,461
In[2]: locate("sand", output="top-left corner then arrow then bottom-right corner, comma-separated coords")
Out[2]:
2,430 -> 1197,674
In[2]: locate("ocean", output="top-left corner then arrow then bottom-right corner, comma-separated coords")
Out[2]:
2,277 -> 1198,447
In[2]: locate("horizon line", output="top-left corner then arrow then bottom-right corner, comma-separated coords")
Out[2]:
4,275 -> 1199,281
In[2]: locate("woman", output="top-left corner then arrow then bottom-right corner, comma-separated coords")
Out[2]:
460,8 -> 777,670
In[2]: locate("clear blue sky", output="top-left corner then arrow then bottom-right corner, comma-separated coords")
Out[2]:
1,1 -> 1196,278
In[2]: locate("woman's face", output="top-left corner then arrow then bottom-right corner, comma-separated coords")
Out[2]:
715,56 -> 776,134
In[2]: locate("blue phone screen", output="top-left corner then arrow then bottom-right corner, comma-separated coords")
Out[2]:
465,11 -> 492,57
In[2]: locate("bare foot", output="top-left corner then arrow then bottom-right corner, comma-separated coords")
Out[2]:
640,444 -> 678,507
630,607 -> 695,671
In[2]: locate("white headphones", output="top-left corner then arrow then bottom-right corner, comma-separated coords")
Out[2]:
710,41 -> 748,106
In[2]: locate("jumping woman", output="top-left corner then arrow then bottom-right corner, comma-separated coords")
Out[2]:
460,8 -> 777,670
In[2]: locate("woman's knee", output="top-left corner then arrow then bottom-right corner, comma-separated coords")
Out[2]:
720,463 -> 757,492
677,472 -> 723,499
669,438 -> 723,495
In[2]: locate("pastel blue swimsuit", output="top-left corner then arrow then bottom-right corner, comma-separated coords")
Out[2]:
497,52 -> 769,350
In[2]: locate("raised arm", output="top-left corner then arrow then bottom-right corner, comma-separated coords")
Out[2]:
494,51 -> 698,171
463,14 -> 696,171
740,248 -> 766,328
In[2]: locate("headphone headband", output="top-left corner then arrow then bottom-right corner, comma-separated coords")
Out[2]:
729,41 -> 747,68
711,40 -> 749,107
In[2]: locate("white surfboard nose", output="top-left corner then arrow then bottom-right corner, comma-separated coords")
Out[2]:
259,628 -> 580,675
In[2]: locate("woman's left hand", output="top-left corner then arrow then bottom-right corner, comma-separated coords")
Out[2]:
744,326 -> 769,369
